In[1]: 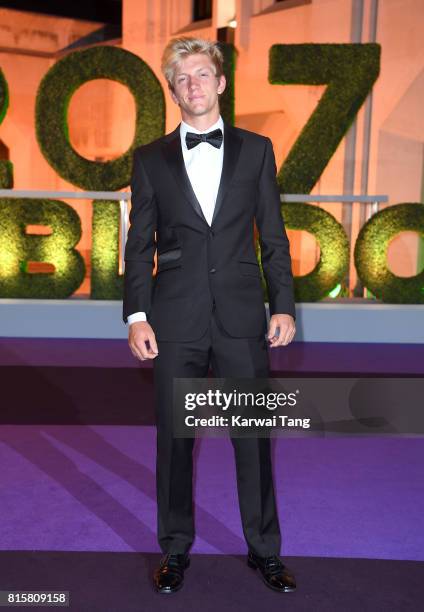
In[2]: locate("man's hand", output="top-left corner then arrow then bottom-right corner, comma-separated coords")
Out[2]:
267,314 -> 296,348
129,321 -> 159,361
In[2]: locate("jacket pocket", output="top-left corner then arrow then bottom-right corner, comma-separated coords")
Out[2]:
239,260 -> 261,278
156,248 -> 182,273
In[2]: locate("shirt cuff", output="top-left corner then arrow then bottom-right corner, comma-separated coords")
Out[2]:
127,312 -> 147,325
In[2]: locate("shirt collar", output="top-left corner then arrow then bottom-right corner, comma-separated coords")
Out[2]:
180,115 -> 224,150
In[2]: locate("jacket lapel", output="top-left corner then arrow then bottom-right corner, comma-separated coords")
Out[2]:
161,120 -> 243,226
162,124 -> 207,224
211,121 -> 242,225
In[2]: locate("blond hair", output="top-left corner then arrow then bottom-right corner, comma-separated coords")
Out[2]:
161,37 -> 224,90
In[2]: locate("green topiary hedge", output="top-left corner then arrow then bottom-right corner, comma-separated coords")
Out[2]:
218,42 -> 236,126
0,160 -> 13,189
0,199 -> 85,298
0,67 -> 7,123
91,200 -> 123,299
0,68 -> 13,188
35,45 -> 165,190
257,202 -> 349,302
269,43 -> 380,194
354,203 -> 424,303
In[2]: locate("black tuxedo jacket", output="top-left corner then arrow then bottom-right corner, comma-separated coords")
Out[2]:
123,120 -> 295,342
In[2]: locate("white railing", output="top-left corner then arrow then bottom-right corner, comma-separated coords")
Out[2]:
280,194 -> 388,221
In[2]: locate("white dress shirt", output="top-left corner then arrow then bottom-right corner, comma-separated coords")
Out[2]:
127,115 -> 224,325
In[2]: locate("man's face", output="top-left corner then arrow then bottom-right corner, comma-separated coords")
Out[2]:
170,53 -> 226,120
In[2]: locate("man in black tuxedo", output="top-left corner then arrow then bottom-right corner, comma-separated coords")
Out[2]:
123,37 -> 296,594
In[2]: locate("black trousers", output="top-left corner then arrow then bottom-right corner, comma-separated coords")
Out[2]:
152,309 -> 281,557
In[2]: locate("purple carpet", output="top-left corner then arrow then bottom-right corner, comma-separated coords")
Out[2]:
1,337 -> 423,568
0,426 -> 423,561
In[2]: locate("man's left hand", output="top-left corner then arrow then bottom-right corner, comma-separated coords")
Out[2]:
267,314 -> 296,348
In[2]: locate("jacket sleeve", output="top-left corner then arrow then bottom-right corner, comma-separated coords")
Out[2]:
122,148 -> 157,323
254,137 -> 296,320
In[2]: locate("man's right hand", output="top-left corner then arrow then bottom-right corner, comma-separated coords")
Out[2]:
128,321 -> 159,361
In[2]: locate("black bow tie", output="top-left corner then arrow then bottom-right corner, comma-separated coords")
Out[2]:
185,128 -> 223,150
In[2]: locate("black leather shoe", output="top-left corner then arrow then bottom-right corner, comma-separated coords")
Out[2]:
247,551 -> 296,593
153,553 -> 190,594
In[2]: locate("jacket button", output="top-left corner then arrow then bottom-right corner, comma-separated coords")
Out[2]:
209,268 -> 216,274
209,230 -> 214,237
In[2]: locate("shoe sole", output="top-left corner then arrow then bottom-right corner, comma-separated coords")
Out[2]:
155,582 -> 184,594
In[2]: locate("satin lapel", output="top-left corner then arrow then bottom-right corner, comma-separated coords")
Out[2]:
162,125 -> 208,224
211,122 -> 243,226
